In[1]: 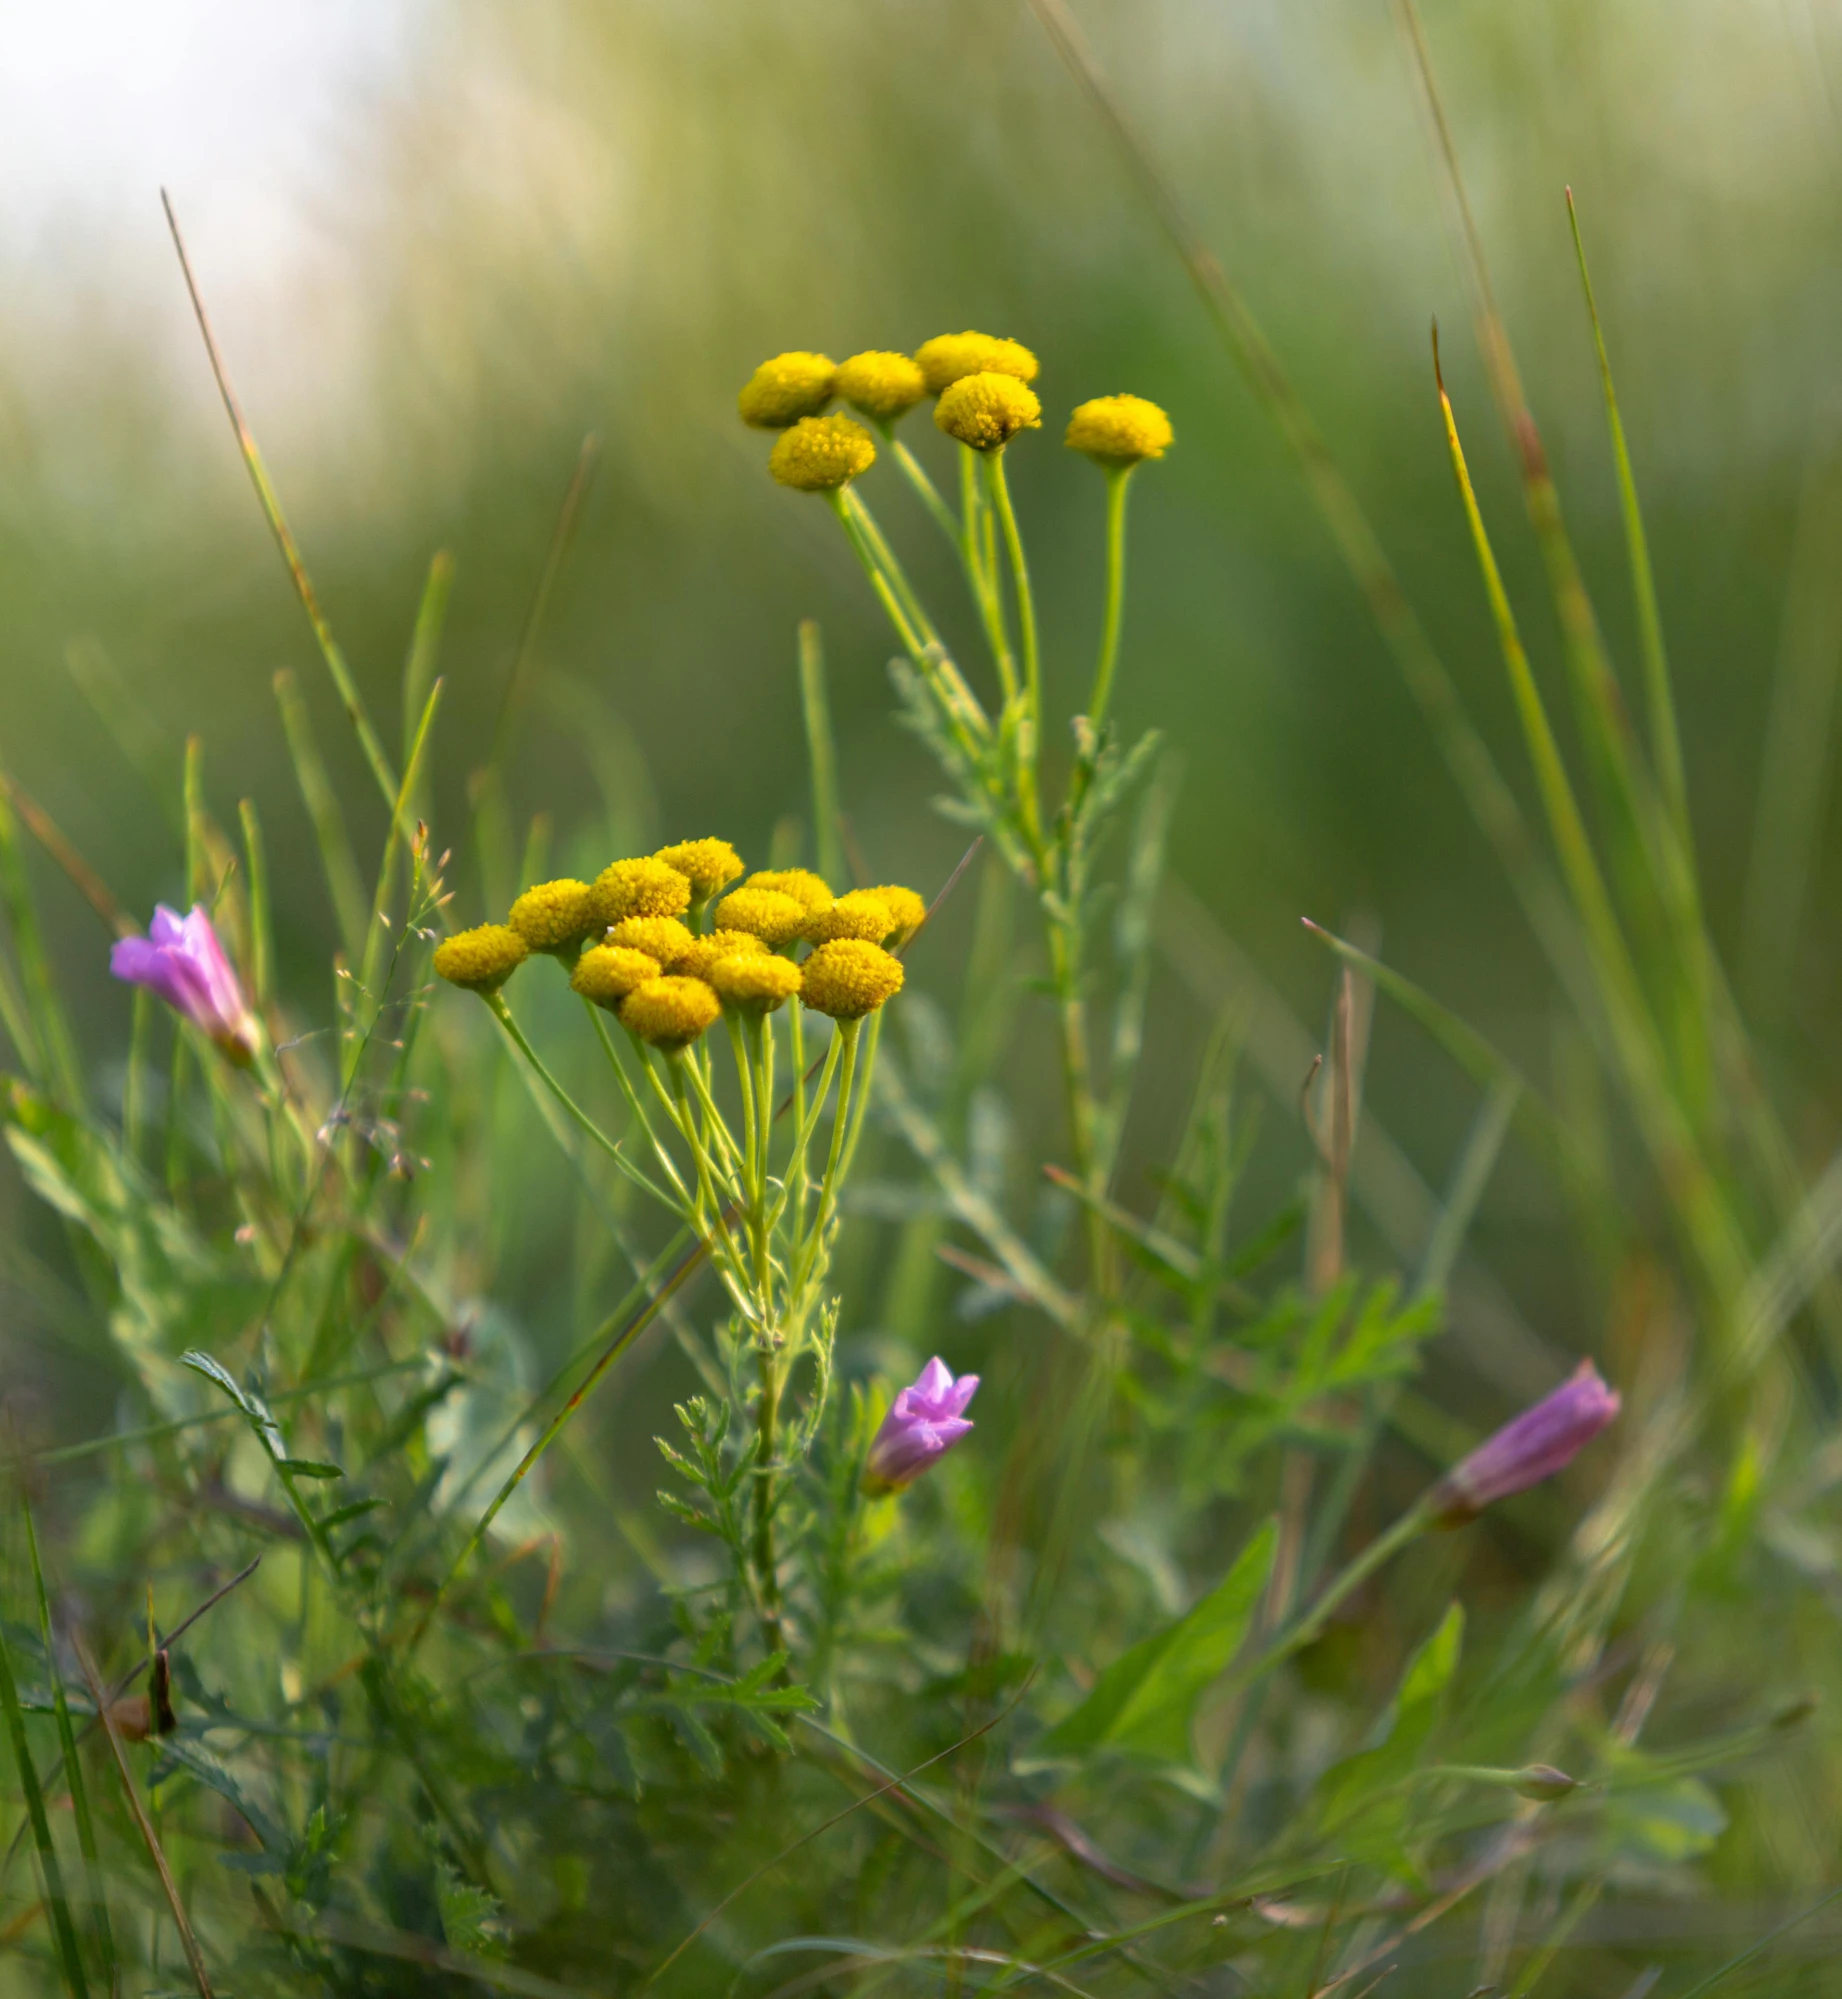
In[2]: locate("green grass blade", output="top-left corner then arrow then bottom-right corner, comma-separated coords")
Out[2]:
0,1613 -> 90,1997
1436,341 -> 1752,1319
0,769 -> 82,1104
1741,452 -> 1842,1024
164,190 -> 401,822
1095,747 -> 1177,1184
358,677 -> 445,1028
1416,1072 -> 1520,1299
237,798 -> 274,1013
1566,188 -> 1688,857
403,549 -> 455,775
273,668 -> 369,964
22,1497 -> 114,1988
64,636 -> 183,839
798,621 -> 847,889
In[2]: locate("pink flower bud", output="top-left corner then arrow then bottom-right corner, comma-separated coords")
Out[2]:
862,1357 -> 978,1495
111,905 -> 258,1064
1429,1361 -> 1619,1522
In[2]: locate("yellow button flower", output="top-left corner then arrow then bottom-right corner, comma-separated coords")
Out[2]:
620,976 -> 722,1051
914,332 -> 1039,395
606,916 -> 697,969
804,889 -> 896,945
935,373 -> 1041,452
745,868 -> 834,914
570,945 -> 662,1009
674,929 -> 769,981
1065,394 -> 1174,467
737,351 -> 836,428
836,350 -> 927,421
709,953 -> 804,1015
715,887 -> 811,948
870,884 -> 927,943
652,838 -> 745,898
507,879 -> 598,954
434,924 -> 528,992
592,857 -> 692,927
769,414 -> 877,492
800,939 -> 905,1019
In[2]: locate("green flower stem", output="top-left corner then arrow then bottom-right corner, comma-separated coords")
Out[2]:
787,995 -> 812,1244
684,1042 -> 745,1186
581,1000 -> 691,1211
486,993 -> 626,1171
1236,1499 -> 1433,1691
836,1007 -> 883,1185
983,450 -> 1041,736
791,1019 -> 862,1306
886,430 -> 962,550
1089,464 -> 1134,733
960,444 -> 1020,704
727,1013 -> 760,1200
826,488 -> 927,659
765,1027 -> 845,1242
843,486 -> 941,654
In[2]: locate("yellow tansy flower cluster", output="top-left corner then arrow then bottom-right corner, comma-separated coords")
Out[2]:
738,330 -> 1169,492
438,838 -> 921,1052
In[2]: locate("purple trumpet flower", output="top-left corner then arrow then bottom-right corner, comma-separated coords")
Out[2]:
1429,1360 -> 1620,1523
863,1357 -> 978,1495
111,904 -> 259,1065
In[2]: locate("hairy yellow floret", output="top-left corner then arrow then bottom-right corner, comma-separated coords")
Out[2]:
620,976 -> 721,1050
769,414 -> 876,492
674,929 -> 769,981
737,351 -> 836,428
935,373 -> 1042,452
745,868 -> 834,913
715,887 -> 810,948
593,857 -> 692,927
434,924 -> 528,993
804,889 -> 896,945
710,952 -> 803,1014
570,946 -> 662,1009
800,939 -> 905,1020
652,838 -> 745,898
507,878 -> 597,954
836,350 -> 926,421
1065,394 -> 1174,467
870,884 -> 927,942
914,332 -> 1039,395
606,916 -> 697,969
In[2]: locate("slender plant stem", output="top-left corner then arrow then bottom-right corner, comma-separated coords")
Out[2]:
887,431 -> 962,549
1089,465 -> 1133,732
485,994 -> 624,1169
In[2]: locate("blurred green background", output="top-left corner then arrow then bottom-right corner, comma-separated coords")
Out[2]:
5,0 -> 1840,1429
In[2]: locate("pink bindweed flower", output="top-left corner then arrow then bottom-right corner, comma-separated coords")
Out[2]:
111,904 -> 259,1065
863,1357 -> 978,1495
1428,1360 -> 1620,1523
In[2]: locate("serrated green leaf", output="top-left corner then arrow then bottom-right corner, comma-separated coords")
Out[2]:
1043,1518 -> 1277,1761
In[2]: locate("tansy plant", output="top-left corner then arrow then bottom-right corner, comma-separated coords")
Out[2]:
433,843 -> 923,1651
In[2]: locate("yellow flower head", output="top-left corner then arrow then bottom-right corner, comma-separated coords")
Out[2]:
836,350 -> 927,422
914,332 -> 1039,396
1065,394 -> 1174,468
737,351 -> 837,429
800,938 -> 905,1020
709,952 -> 804,1015
769,414 -> 876,492
652,838 -> 745,899
804,888 -> 896,945
745,868 -> 834,914
570,945 -> 662,1010
935,373 -> 1042,452
674,928 -> 770,981
870,883 -> 927,944
507,878 -> 598,954
593,857 -> 692,927
434,924 -> 528,993
606,916 -> 697,969
619,975 -> 721,1051
715,887 -> 811,948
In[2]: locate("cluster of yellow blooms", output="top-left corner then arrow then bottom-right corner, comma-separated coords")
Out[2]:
433,837 -> 919,1051
736,331 -> 1173,490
